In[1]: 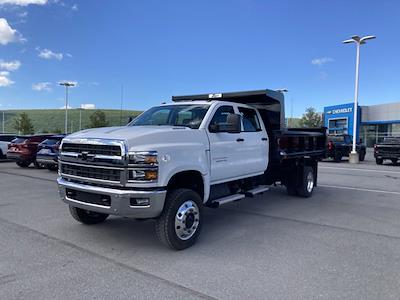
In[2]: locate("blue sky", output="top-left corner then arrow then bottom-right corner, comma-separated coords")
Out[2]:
0,0 -> 399,116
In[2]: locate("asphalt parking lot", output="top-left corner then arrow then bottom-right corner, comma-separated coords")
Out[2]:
1,152 -> 400,300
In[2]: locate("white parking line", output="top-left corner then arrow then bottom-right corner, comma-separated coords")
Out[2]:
320,166 -> 400,175
319,184 -> 400,195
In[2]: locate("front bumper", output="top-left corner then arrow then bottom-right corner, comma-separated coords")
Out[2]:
57,177 -> 166,219
36,155 -> 57,165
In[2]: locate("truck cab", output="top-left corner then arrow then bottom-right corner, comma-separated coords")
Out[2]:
57,89 -> 326,249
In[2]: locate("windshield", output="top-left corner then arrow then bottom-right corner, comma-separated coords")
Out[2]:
129,105 -> 209,129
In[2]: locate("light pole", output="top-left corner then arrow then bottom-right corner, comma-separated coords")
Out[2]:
343,35 -> 375,164
2,111 -> 4,133
59,82 -> 76,134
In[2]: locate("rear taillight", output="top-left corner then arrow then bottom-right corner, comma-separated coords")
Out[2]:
328,141 -> 334,150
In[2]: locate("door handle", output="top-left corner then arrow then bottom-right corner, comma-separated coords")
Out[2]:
236,138 -> 244,142
262,138 -> 268,141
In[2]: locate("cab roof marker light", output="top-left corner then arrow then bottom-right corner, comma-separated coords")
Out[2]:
208,93 -> 222,99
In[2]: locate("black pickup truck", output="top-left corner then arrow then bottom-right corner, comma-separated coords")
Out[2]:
326,134 -> 366,162
374,137 -> 400,165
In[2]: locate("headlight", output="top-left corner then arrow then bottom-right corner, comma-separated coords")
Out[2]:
128,151 -> 158,165
128,151 -> 158,182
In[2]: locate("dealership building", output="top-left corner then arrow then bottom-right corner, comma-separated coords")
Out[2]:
324,102 -> 400,147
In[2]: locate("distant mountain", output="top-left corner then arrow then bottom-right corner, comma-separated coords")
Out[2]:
0,109 -> 142,134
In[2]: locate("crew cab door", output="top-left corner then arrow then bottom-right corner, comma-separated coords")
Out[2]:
207,104 -> 244,183
237,106 -> 269,175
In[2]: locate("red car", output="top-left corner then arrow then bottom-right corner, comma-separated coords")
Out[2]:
7,134 -> 55,168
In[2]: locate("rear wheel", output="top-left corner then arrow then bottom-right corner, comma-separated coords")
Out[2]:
16,160 -> 31,168
376,158 -> 384,165
296,166 -> 315,198
155,188 -> 203,250
69,206 -> 109,224
334,152 -> 342,163
391,158 -> 398,164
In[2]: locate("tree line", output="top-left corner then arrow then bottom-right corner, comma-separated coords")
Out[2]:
13,110 -> 109,135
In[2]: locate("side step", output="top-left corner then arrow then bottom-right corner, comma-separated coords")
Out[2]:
211,194 -> 245,208
244,185 -> 270,197
210,185 -> 270,207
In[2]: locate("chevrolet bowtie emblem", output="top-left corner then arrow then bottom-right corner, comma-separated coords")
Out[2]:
79,151 -> 94,161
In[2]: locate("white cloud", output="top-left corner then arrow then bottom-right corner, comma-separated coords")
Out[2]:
0,74 -> 14,86
0,0 -> 47,6
0,60 -> 21,71
81,104 -> 95,109
65,53 -> 72,58
0,18 -> 25,45
38,48 -> 63,60
32,81 -> 52,91
0,60 -> 20,86
311,57 -> 334,66
18,11 -> 28,18
59,105 -> 72,109
71,3 -> 77,10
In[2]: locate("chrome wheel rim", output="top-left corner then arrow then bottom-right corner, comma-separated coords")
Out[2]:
175,200 -> 200,241
306,171 -> 314,193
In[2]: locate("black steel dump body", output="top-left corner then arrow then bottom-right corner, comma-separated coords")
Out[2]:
172,89 -> 326,162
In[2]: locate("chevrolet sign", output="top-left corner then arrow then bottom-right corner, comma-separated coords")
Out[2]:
326,107 -> 352,115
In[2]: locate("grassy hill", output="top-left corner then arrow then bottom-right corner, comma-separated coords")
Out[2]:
1,109 -> 142,134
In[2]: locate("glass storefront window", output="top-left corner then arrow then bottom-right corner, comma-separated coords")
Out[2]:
361,123 -> 400,147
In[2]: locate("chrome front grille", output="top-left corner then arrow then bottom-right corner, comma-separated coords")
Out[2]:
61,163 -> 122,182
59,139 -> 127,185
62,143 -> 122,156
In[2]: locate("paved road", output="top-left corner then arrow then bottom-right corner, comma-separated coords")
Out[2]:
1,156 -> 400,300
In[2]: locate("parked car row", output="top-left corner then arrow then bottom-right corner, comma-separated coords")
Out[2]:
4,134 -> 65,170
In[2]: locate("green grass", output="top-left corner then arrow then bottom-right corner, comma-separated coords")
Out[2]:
1,109 -> 142,134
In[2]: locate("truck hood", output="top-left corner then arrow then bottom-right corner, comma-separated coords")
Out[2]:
65,125 -> 209,151
67,126 -> 188,140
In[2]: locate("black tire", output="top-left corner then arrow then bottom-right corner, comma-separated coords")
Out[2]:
286,184 -> 297,196
391,158 -> 398,164
46,164 -> 58,171
155,188 -> 203,250
16,160 -> 31,168
376,158 -> 383,165
296,166 -> 315,198
334,152 -> 342,163
359,151 -> 366,162
33,160 -> 45,169
0,149 -> 4,159
69,206 -> 109,225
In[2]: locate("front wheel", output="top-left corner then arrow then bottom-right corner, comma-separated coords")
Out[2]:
69,206 -> 109,224
296,166 -> 315,198
155,188 -> 203,250
376,158 -> 383,165
391,158 -> 398,164
46,164 -> 58,171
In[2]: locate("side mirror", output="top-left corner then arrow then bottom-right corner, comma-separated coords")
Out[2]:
212,113 -> 241,134
127,116 -> 133,124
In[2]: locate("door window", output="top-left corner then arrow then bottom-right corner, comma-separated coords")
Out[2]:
209,106 -> 234,130
238,107 -> 261,132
